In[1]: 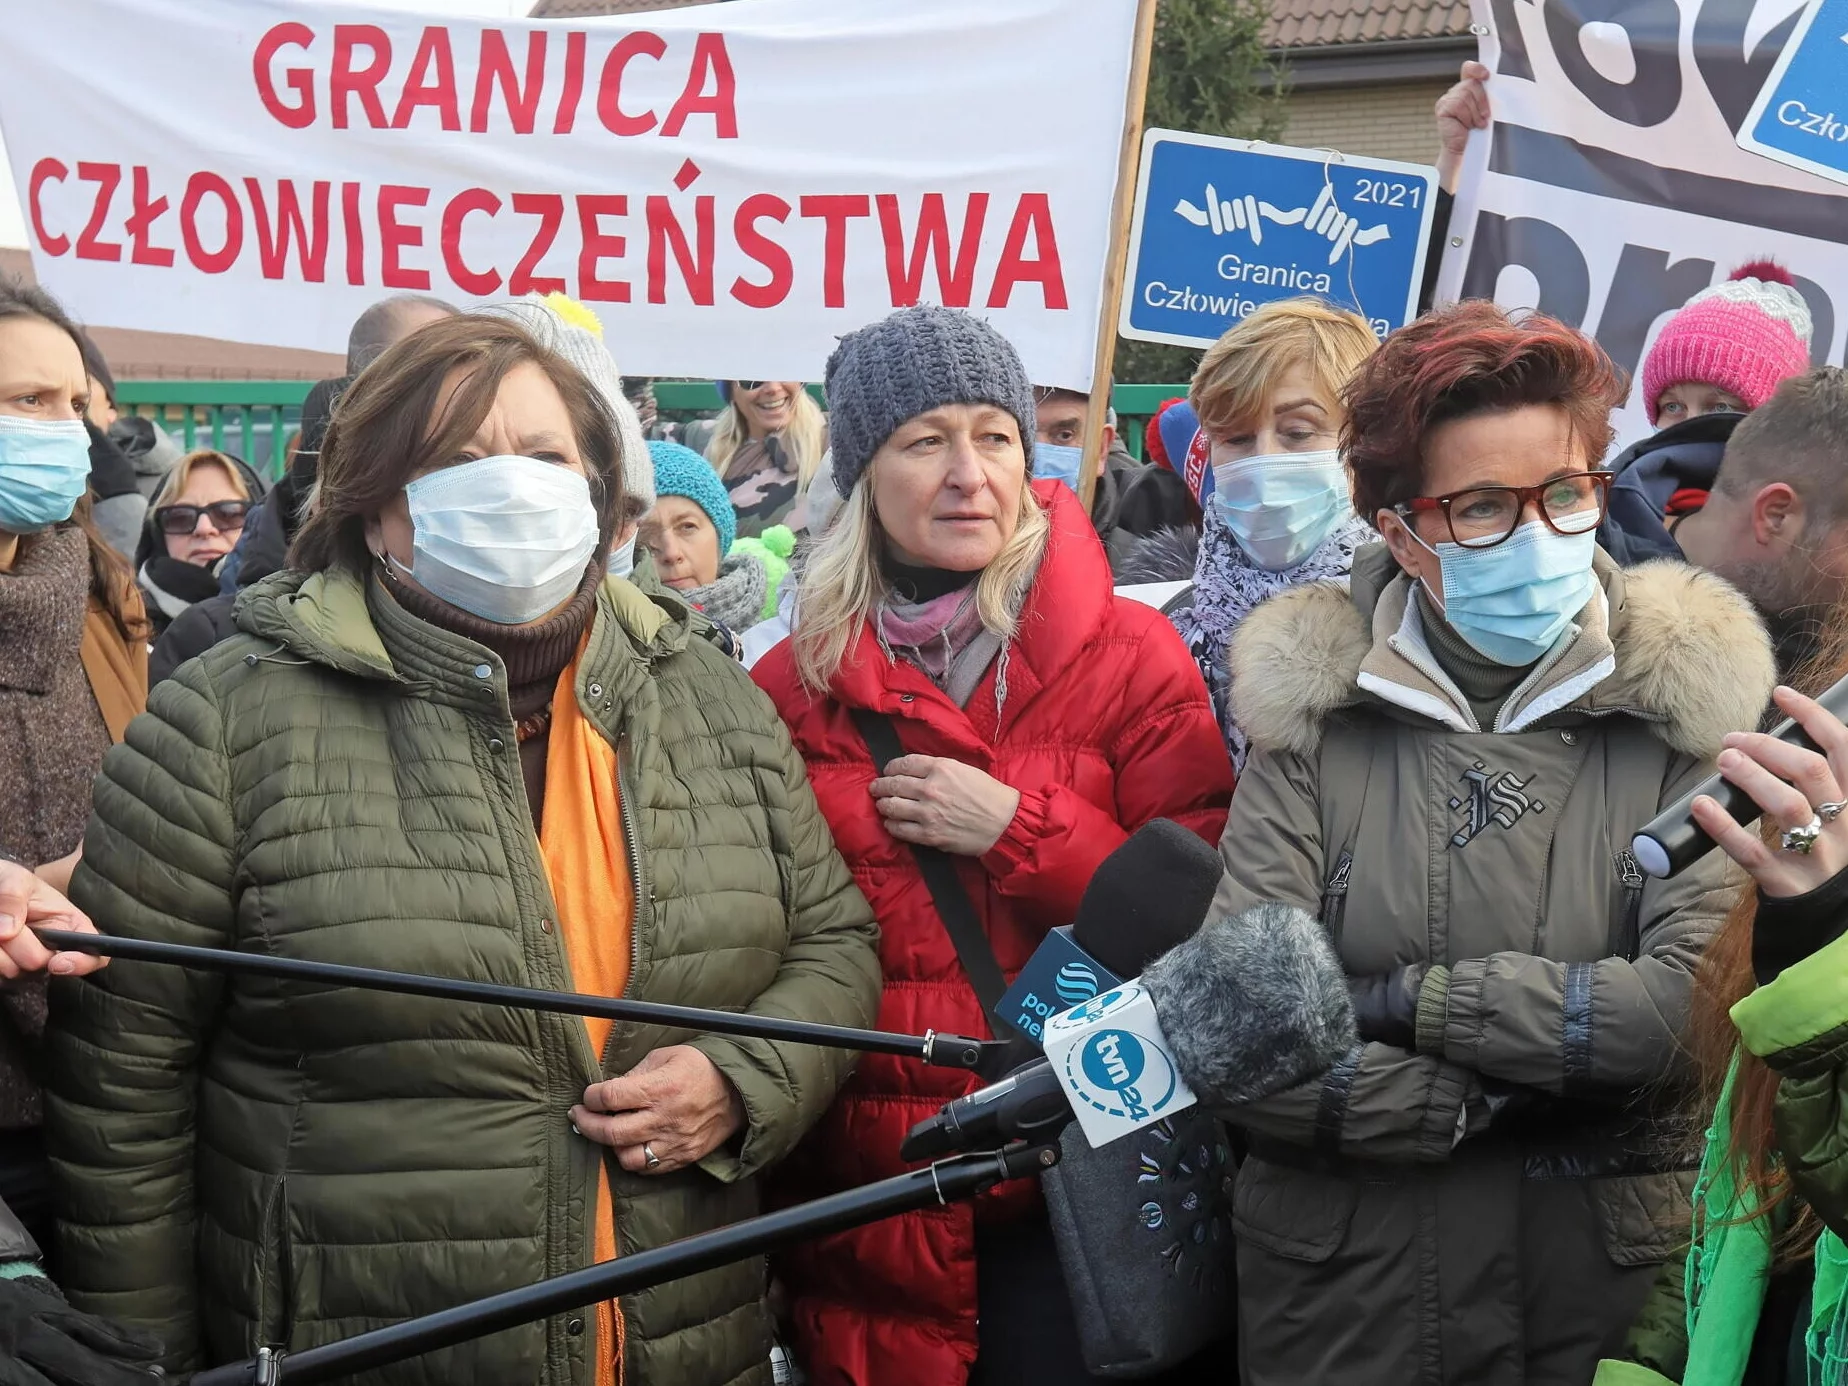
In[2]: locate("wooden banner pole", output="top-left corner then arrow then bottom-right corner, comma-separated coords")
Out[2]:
1078,0 -> 1161,516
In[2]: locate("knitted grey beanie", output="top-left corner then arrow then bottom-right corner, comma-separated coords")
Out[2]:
824,305 -> 1036,497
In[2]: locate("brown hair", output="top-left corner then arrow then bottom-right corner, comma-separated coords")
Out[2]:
290,314 -> 623,576
1343,301 -> 1627,524
0,279 -> 145,640
1716,367 -> 1848,527
1190,297 -> 1378,442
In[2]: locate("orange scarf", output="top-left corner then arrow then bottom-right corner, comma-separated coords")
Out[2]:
538,643 -> 634,1386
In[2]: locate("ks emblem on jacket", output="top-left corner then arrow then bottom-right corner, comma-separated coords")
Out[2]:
1447,760 -> 1545,847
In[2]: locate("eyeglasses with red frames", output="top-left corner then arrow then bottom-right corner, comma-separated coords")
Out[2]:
1393,471 -> 1614,550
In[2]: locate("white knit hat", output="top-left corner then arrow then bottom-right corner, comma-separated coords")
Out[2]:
476,294 -> 656,519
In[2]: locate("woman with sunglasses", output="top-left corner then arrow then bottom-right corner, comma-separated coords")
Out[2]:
1200,302 -> 1778,1385
133,448 -> 264,639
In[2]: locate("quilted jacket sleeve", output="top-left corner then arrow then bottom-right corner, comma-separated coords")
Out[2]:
1211,748 -> 1487,1162
690,727 -> 881,1184
42,661 -> 237,1372
981,612 -> 1234,926
1429,751 -> 1732,1095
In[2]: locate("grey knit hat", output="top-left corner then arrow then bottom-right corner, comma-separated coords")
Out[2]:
823,305 -> 1036,497
476,294 -> 656,520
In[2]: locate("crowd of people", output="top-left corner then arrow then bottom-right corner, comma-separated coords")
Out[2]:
4,58 -> 1848,1386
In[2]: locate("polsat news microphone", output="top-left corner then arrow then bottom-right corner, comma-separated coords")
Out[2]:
1632,672 -> 1848,878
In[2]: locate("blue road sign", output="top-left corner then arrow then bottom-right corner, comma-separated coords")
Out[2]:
1120,129 -> 1438,350
1739,0 -> 1848,189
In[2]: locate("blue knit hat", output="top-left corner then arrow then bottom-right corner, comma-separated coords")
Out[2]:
823,305 -> 1037,497
647,440 -> 736,556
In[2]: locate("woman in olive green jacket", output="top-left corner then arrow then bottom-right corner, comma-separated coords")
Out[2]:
43,315 -> 881,1386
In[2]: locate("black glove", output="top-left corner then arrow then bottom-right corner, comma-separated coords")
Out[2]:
0,1272 -> 166,1386
1346,966 -> 1426,1050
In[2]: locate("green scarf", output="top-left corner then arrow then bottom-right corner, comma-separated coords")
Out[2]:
1686,1056 -> 1848,1385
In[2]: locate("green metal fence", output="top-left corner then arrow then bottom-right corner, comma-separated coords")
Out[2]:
117,379 -> 1191,477
116,381 -> 313,479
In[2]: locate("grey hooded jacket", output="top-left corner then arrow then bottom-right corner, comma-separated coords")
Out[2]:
1204,544 -> 1776,1385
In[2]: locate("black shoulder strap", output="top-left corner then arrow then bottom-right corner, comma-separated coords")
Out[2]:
851,708 -> 1015,1022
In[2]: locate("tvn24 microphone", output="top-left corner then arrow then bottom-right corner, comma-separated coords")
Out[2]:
995,818 -> 1222,1040
1631,671 -> 1848,879
902,820 -> 1227,1159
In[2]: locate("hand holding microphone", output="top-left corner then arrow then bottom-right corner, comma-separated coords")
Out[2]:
1634,673 -> 1848,878
1687,683 -> 1848,896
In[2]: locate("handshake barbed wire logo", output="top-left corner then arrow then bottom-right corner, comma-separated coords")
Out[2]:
1174,183 -> 1391,265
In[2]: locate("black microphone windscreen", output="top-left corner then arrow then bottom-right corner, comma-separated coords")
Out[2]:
1070,819 -> 1225,978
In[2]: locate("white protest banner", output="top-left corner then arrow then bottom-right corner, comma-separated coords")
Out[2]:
0,0 -> 1139,389
1434,0 -> 1848,447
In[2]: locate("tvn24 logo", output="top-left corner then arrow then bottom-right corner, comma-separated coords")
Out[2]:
1056,986 -> 1185,1124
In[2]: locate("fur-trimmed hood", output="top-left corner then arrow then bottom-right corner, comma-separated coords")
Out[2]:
1229,542 -> 1775,759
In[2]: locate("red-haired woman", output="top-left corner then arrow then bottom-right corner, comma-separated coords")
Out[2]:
1594,665 -> 1848,1381
1200,302 -> 1777,1384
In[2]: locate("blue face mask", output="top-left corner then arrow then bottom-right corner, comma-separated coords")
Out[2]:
1034,442 -> 1082,491
0,416 -> 91,534
1210,448 -> 1352,571
1415,518 -> 1599,667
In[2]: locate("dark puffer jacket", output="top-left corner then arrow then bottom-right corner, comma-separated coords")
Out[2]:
1596,412 -> 1740,567
46,567 -> 881,1385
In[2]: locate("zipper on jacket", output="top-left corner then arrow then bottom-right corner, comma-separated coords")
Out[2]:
1320,850 -> 1354,946
1610,848 -> 1645,962
614,735 -> 650,1013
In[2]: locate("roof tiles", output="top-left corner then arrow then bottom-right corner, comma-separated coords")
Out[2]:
1265,0 -> 1473,48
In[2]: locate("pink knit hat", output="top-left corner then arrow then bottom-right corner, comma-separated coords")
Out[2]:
1641,261 -> 1813,424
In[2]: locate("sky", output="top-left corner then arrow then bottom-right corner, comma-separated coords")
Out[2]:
0,0 -> 536,249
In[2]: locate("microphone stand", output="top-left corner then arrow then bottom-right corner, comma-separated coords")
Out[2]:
191,1141 -> 1059,1386
32,928 -> 999,1072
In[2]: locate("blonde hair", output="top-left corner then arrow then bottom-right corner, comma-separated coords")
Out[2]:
151,449 -> 251,510
1190,298 -> 1379,440
792,469 -> 1051,694
706,384 -> 828,488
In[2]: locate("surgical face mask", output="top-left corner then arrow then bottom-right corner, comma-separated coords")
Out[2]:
1034,442 -> 1082,491
608,531 -> 637,580
1210,449 -> 1352,571
1412,517 -> 1599,667
0,416 -> 91,533
390,455 -> 601,625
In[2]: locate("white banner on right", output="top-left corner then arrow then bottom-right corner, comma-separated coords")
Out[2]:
1434,0 -> 1848,449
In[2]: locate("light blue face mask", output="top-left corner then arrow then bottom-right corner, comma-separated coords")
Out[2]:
0,416 -> 91,534
1415,517 -> 1599,667
608,532 -> 637,580
1210,448 -> 1352,571
1034,442 -> 1082,491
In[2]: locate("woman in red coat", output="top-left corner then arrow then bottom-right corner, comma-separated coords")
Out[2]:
753,305 -> 1234,1386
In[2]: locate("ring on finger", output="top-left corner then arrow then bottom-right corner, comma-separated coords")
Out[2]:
643,1142 -> 662,1171
1782,815 -> 1825,854
1820,801 -> 1848,823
